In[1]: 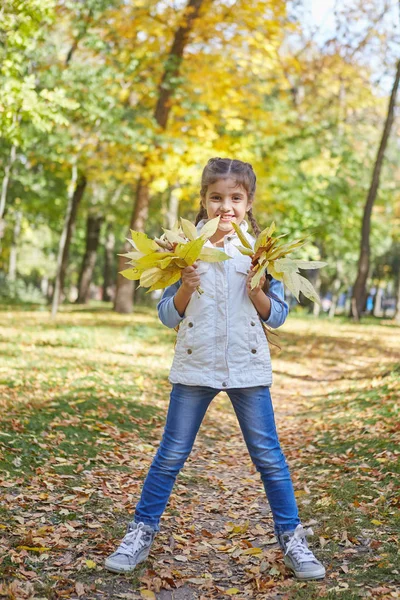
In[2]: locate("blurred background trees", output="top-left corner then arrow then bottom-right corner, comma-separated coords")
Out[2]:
1,0 -> 399,320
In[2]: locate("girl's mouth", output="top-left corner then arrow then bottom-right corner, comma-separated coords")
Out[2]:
219,215 -> 235,221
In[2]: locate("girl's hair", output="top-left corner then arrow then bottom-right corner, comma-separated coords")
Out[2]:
194,157 -> 261,235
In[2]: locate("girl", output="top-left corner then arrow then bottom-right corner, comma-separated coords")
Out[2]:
105,158 -> 325,581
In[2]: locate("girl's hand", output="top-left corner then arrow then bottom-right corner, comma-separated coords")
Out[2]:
181,262 -> 200,295
246,266 -> 266,299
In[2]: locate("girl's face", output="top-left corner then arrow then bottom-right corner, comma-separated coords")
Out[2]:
202,177 -> 252,235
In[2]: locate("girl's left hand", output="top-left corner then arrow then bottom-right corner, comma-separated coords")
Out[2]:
246,266 -> 265,299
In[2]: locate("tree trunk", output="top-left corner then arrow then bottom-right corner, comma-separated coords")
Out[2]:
373,285 -> 384,317
351,59 -> 400,320
76,214 -> 103,303
167,184 -> 180,229
51,165 -> 87,317
8,209 -> 22,281
113,0 -> 204,314
312,271 -> 321,316
102,223 -> 115,302
394,268 -> 400,322
114,177 -> 150,313
0,143 -> 17,241
328,278 -> 342,318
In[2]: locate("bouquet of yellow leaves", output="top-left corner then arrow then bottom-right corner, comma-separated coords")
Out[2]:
119,216 -> 231,293
232,222 -> 327,304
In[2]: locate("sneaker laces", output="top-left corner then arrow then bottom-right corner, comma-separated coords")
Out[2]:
117,522 -> 150,558
284,524 -> 316,563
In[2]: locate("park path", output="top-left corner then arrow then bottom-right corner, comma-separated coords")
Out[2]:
102,319 -> 399,599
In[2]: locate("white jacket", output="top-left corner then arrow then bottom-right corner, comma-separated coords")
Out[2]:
157,220 -> 289,389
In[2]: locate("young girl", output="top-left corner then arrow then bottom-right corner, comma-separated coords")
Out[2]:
105,158 -> 325,581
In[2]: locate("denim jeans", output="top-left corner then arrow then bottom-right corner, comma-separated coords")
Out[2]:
134,384 -> 300,535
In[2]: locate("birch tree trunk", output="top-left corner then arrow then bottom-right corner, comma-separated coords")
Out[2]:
351,59 -> 400,320
167,184 -> 180,229
8,209 -> 22,281
328,278 -> 342,318
395,272 -> 400,323
0,144 -> 17,242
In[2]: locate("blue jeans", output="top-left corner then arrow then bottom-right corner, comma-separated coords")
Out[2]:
134,384 -> 300,535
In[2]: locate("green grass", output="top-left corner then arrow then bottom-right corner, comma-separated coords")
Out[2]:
0,304 -> 399,599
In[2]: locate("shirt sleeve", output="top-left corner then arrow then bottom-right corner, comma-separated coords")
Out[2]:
262,278 -> 289,329
157,280 -> 184,328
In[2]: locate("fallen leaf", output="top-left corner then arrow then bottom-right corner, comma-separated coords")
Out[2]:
341,564 -> 349,573
75,582 -> 85,597
140,591 -> 156,600
85,559 -> 97,569
16,546 -> 50,553
242,547 -> 263,555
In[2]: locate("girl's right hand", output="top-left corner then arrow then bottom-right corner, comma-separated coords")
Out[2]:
181,262 -> 200,294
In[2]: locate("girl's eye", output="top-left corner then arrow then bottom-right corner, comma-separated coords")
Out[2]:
210,196 -> 243,201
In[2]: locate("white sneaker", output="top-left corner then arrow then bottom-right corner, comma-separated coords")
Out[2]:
278,524 -> 326,580
104,521 -> 156,573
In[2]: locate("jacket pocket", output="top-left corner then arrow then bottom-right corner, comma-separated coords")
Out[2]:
175,315 -> 196,358
235,258 -> 251,276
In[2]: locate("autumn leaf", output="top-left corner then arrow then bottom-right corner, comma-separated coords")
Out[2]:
233,220 -> 326,301
85,559 -> 97,569
242,546 -> 263,555
180,217 -> 198,241
75,582 -> 85,597
198,215 -> 221,239
120,216 -> 231,294
140,590 -> 156,600
16,546 -> 50,553
128,231 -> 158,254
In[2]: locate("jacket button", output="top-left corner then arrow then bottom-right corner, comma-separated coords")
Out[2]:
251,349 -> 257,354
222,381 -> 227,387
250,321 -> 255,326
187,349 -> 192,354
227,236 -> 232,241
188,322 -> 193,327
